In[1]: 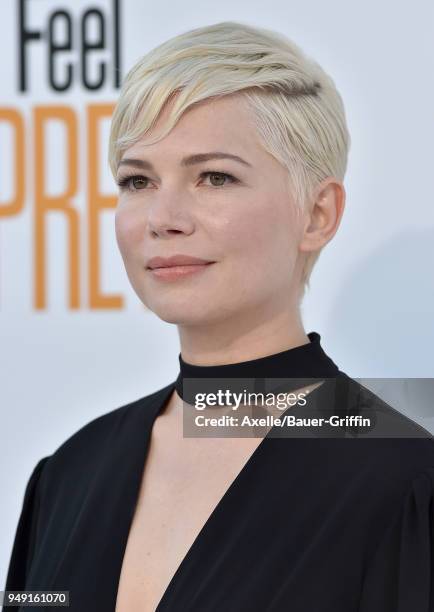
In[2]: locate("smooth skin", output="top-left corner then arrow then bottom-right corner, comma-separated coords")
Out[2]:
115,92 -> 346,365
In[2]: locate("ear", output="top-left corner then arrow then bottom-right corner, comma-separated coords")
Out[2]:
299,178 -> 346,254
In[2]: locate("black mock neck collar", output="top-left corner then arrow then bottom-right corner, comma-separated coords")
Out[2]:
175,331 -> 340,402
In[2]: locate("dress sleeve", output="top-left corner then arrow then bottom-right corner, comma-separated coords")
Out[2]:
359,467 -> 434,611
3,456 -> 50,591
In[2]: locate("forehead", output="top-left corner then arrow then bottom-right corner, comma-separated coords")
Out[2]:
122,94 -> 261,159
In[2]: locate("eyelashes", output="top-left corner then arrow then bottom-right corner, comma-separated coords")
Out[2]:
115,175 -> 144,191
115,171 -> 239,193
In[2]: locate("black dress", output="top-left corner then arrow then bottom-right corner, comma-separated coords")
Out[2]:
4,331 -> 434,611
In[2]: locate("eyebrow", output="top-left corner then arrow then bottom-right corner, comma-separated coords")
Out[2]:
117,152 -> 252,172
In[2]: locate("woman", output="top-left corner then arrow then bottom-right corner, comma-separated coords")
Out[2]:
4,21 -> 434,612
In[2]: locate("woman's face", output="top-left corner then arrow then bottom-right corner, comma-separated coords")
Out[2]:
115,94 -> 306,326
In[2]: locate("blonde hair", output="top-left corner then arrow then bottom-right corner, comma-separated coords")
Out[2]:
108,21 -> 351,299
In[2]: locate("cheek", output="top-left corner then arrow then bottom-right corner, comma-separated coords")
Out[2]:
115,206 -> 145,260
225,199 -> 298,273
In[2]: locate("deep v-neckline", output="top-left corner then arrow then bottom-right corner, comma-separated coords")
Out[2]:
115,375 -> 338,611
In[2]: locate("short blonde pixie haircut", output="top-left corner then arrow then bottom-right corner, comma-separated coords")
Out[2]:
108,21 -> 351,300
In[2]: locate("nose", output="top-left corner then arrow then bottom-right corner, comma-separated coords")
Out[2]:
147,193 -> 195,238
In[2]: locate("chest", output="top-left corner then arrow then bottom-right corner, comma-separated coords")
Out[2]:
114,414 -> 262,612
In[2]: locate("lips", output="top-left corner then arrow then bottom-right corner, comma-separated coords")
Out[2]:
147,254 -> 215,269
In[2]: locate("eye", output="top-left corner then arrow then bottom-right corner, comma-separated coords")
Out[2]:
115,170 -> 239,193
116,174 -> 149,191
199,171 -> 238,187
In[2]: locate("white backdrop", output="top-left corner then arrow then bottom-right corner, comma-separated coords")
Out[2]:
1,0 -> 433,587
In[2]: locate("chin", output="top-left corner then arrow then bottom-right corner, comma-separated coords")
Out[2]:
145,298 -> 226,326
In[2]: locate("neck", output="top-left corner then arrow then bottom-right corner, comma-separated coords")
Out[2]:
177,303 -> 308,366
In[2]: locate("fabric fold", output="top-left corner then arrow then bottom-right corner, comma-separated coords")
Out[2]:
5,456 -> 50,591
359,467 -> 434,611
